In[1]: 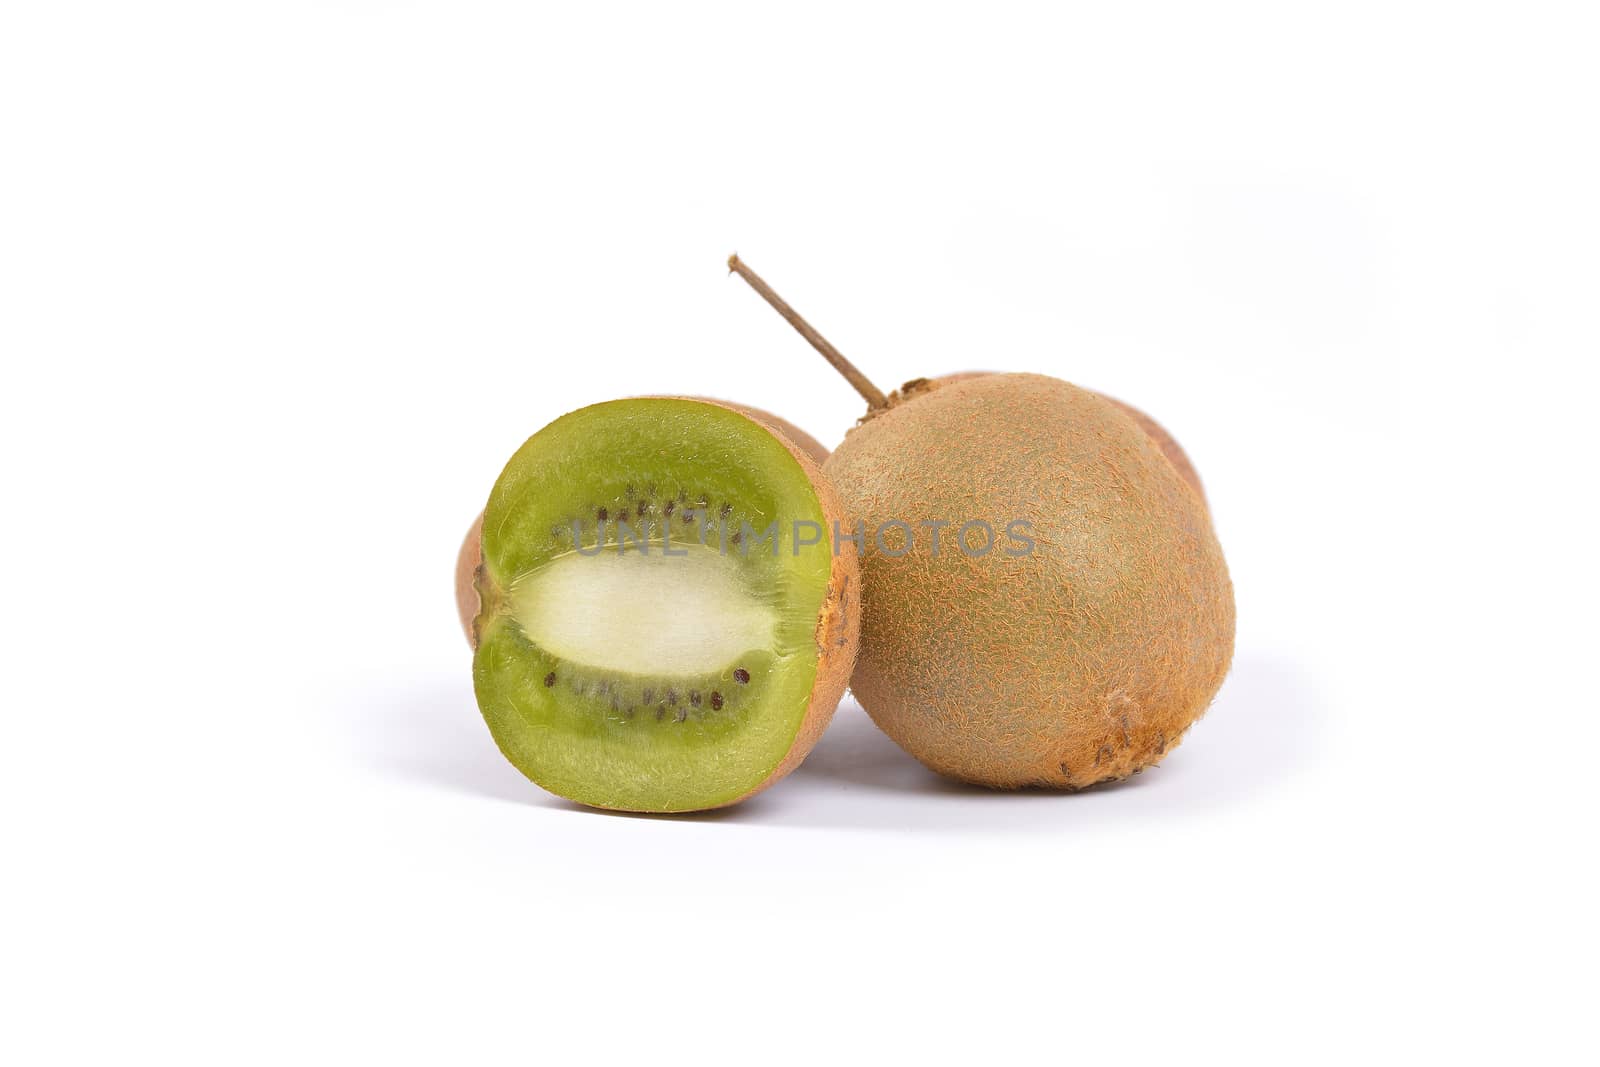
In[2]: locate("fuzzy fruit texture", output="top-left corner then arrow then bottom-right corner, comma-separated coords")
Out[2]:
922,372 -> 1206,507
1100,396 -> 1206,508
824,373 -> 1235,789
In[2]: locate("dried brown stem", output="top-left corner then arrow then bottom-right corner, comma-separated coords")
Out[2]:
727,254 -> 888,411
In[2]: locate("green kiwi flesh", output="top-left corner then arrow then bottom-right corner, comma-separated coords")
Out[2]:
472,398 -> 842,812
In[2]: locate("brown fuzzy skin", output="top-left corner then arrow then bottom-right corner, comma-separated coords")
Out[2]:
456,399 -> 856,811
453,402 -> 829,647
1097,397 -> 1206,509
824,373 -> 1234,789
912,372 -> 1206,507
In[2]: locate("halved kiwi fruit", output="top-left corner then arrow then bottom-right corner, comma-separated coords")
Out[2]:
460,397 -> 858,812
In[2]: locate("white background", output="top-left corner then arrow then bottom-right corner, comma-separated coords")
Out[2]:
3,2 -> 1596,1063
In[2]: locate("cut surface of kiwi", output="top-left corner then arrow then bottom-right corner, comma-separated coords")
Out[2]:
469,397 -> 856,812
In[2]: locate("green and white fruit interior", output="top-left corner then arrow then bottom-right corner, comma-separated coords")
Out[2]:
472,398 -> 835,812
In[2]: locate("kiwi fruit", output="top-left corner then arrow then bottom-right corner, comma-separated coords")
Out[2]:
459,396 -> 859,812
825,373 -> 1233,787
730,257 -> 1234,789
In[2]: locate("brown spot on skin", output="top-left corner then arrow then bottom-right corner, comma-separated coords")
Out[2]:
544,673 -> 556,688
711,692 -> 724,710
835,576 -> 852,647
733,669 -> 750,685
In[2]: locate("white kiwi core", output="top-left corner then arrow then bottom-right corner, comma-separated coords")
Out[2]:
507,544 -> 777,677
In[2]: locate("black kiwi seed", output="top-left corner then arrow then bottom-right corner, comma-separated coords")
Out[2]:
597,507 -> 608,522
733,668 -> 750,685
544,673 -> 557,687
690,691 -> 703,707
674,707 -> 688,723
667,690 -> 679,705
655,707 -> 665,722
617,508 -> 630,522
664,501 -> 676,517
720,503 -> 732,519
642,687 -> 655,704
711,692 -> 724,710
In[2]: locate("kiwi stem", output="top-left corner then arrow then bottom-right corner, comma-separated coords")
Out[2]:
727,254 -> 889,411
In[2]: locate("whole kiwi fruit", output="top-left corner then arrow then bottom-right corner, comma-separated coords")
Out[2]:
729,257 -> 1234,789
